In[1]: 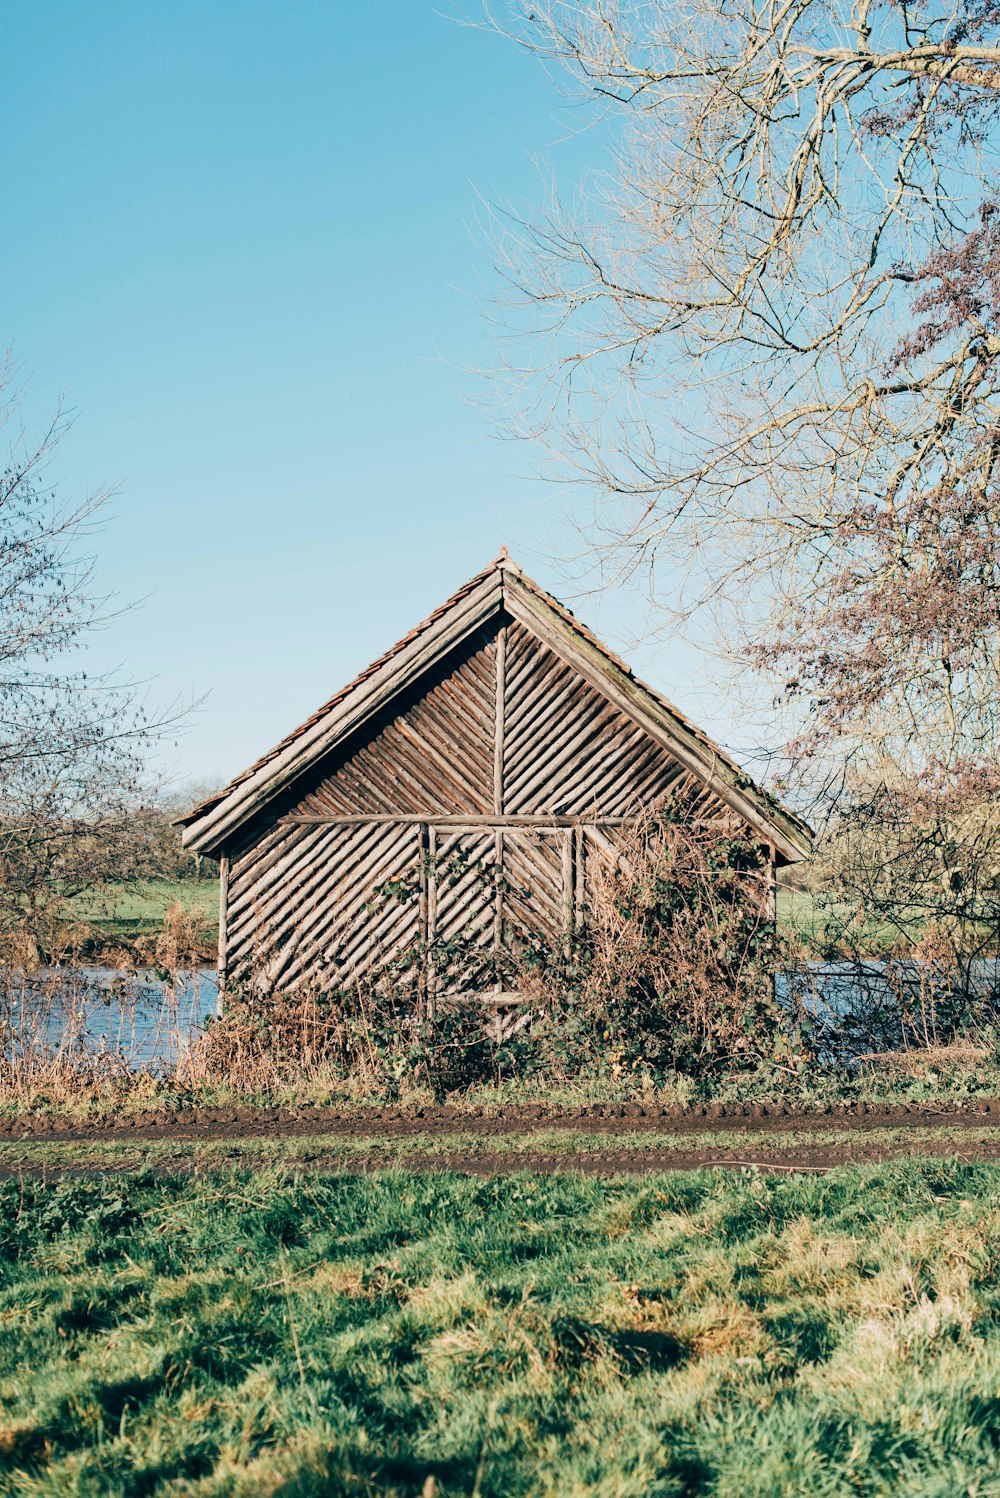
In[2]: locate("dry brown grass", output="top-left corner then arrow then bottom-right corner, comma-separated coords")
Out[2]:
854,1041 -> 990,1077
0,902 -> 216,1112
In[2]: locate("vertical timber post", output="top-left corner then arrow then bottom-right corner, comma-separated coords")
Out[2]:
217,853 -> 230,1012
493,623 -> 507,989
427,824 -> 438,1019
493,623 -> 506,817
561,829 -> 574,957
418,820 -> 429,1019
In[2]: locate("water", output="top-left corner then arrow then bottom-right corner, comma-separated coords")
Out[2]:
6,967 -> 219,1075
10,960 -> 999,1073
778,959 -> 1000,1062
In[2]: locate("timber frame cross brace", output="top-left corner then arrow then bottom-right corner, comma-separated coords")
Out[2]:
275,624 -> 585,1012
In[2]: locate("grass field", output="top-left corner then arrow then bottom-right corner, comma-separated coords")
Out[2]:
776,886 -> 913,953
70,878 -> 219,947
3,1161 -> 1000,1495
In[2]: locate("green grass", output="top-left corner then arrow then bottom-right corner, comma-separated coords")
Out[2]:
70,878 -> 219,943
776,886 -> 910,953
3,1162 -> 1000,1494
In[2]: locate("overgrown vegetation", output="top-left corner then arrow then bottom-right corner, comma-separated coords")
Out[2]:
8,805 -> 1000,1118
523,811 -> 790,1078
2,1162 -> 1000,1495
195,809 -> 797,1099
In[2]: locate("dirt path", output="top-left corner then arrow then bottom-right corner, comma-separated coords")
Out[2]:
291,1136 -> 1000,1174
4,1100 -> 1000,1175
2,1098 -> 1000,1145
3,1136 -> 1000,1178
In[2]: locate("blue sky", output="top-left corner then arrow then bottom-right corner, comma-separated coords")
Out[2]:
3,1 -> 739,792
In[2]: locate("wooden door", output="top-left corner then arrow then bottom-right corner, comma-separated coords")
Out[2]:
428,827 -> 500,997
499,828 -> 571,972
426,824 -> 573,997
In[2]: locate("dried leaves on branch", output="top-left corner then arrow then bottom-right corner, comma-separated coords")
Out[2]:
487,0 -> 1000,781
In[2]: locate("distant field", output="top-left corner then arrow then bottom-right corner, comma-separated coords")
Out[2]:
777,886 -> 912,952
2,1161 -> 1000,1495
66,879 -> 907,964
71,878 -> 219,943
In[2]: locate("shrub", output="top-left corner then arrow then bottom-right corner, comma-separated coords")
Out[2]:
516,808 -> 799,1080
192,806 -> 796,1094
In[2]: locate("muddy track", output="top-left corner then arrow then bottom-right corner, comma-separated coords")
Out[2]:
4,1133 -> 1000,1179
4,1098 -> 1000,1147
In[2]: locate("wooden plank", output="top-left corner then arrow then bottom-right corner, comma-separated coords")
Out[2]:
427,823 -> 438,1017
418,820 -> 429,1017
263,823 -> 421,990
494,621 -> 506,816
282,813 -> 634,827
218,853 -> 230,996
573,824 -> 584,924
493,824 -> 503,976
291,636 -> 498,819
228,823 -> 348,928
501,829 -> 567,951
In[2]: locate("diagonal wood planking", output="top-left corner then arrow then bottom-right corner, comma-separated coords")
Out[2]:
219,609 -> 761,994
502,621 -> 687,817
294,626 -> 496,817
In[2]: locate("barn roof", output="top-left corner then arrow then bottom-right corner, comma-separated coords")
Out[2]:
178,553 -> 812,862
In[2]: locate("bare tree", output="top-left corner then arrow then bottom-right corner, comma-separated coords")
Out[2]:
485,0 -> 1000,785
0,367 -> 180,960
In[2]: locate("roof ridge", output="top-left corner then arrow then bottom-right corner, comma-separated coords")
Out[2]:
178,554 -> 811,860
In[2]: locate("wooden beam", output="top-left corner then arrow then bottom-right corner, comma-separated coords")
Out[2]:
418,820 -> 429,1017
427,824 -> 438,1018
561,829 -> 574,943
217,853 -> 230,999
494,621 -> 506,816
282,813 -> 634,828
493,825 -> 503,977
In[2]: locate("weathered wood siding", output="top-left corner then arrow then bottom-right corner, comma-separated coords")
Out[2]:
502,620 -> 686,815
221,612 -> 756,992
293,627 -> 496,816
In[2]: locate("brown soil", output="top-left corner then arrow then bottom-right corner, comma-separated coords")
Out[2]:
4,1097 -> 1000,1144
3,1135 -> 1000,1179
3,1099 -> 1000,1176
255,1133 -> 1000,1174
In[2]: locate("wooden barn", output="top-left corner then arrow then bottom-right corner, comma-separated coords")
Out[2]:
178,554 -> 811,999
